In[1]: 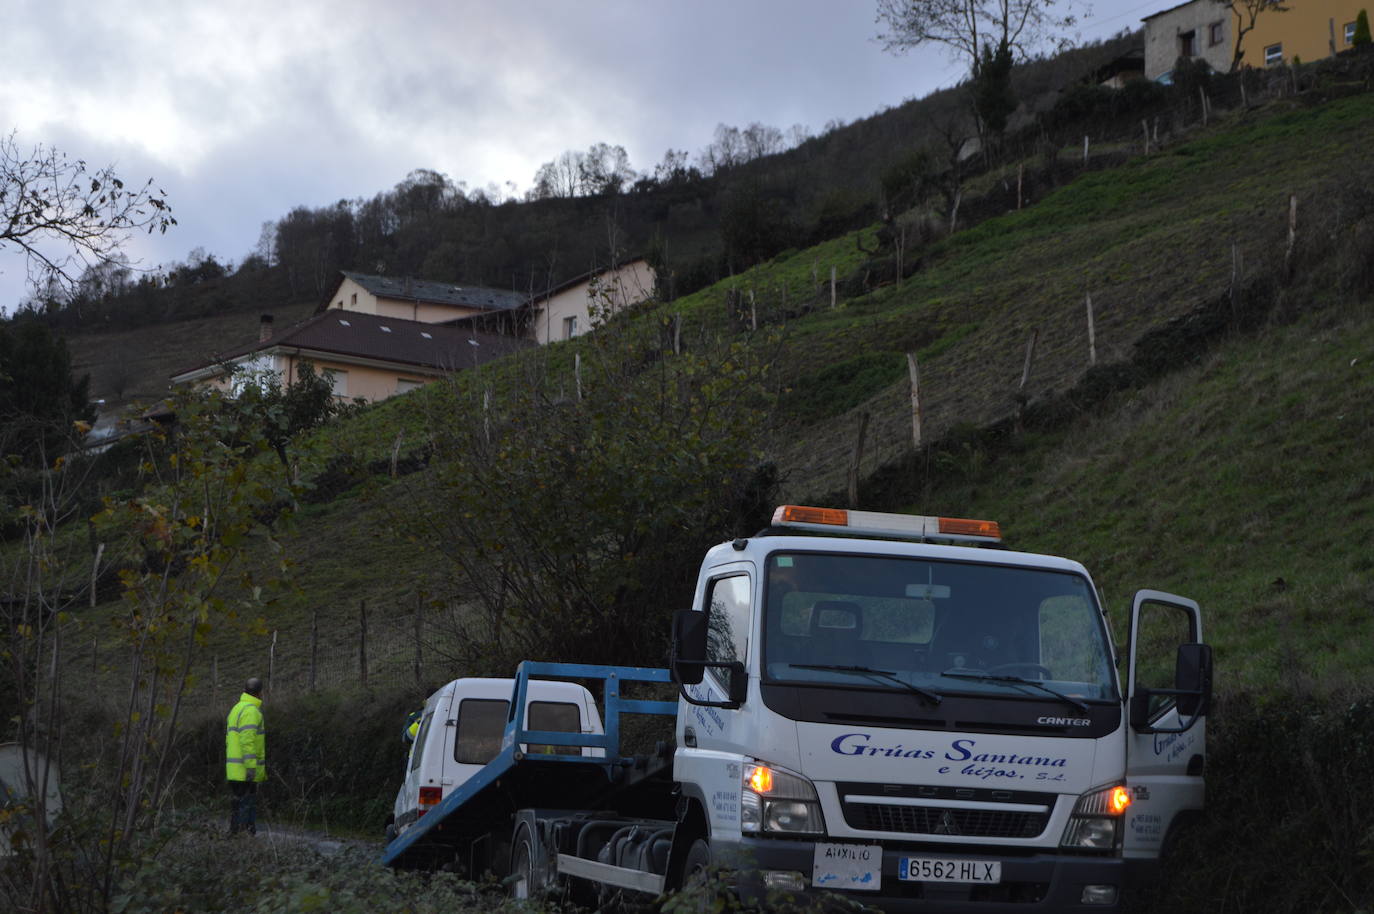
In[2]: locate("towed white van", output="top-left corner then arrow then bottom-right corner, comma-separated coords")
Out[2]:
389,677 -> 604,838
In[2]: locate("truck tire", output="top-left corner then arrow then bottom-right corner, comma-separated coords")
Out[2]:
509,827 -> 535,900
683,838 -> 711,884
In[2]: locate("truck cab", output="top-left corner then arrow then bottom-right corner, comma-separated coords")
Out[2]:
670,506 -> 1211,910
391,677 -> 604,837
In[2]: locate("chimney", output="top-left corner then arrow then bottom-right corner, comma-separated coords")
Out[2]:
259,313 -> 274,342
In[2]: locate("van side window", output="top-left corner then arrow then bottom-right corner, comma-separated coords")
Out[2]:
455,699 -> 510,765
528,701 -> 582,755
706,574 -> 751,683
409,712 -> 434,772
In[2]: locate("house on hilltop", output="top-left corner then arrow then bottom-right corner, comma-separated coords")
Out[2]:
168,260 -> 655,402
1143,0 -> 1366,80
524,258 -> 655,345
1143,0 -> 1235,80
169,310 -> 534,402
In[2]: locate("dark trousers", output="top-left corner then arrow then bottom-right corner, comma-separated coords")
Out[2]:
229,780 -> 257,835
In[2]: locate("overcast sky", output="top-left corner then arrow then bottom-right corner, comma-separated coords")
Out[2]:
0,0 -> 1169,313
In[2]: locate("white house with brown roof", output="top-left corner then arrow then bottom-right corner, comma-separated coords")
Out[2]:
526,258 -> 656,345
170,311 -> 534,402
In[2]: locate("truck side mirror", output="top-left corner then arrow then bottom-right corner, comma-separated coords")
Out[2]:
672,610 -> 748,710
1130,642 -> 1212,733
1174,642 -> 1212,718
671,610 -> 707,686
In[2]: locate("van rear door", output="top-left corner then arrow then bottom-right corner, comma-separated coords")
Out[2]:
444,695 -> 510,793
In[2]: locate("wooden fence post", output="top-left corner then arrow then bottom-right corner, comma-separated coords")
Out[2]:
1199,87 -> 1209,126
749,288 -> 757,331
90,542 -> 103,608
673,314 -> 681,355
1017,328 -> 1039,433
1017,163 -> 1024,209
906,353 -> 923,450
359,599 -> 368,687
847,412 -> 870,509
830,266 -> 837,309
574,353 -> 583,401
309,608 -> 318,692
1020,328 -> 1039,393
1086,292 -> 1097,366
1142,119 -> 1150,155
1083,135 -> 1089,165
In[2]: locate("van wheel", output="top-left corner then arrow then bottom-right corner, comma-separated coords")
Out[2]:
509,827 -> 535,899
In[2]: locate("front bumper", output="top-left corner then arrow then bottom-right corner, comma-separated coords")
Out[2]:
715,837 -> 1124,912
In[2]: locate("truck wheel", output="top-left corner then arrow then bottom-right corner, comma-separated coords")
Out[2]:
683,838 -> 711,884
509,827 -> 535,900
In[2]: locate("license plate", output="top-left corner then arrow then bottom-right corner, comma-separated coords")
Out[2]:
812,842 -> 881,891
898,857 -> 1001,884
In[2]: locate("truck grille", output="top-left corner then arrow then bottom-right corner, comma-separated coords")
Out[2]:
842,802 -> 1047,838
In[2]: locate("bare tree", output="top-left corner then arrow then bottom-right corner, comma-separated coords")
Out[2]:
875,0 -> 1078,65
1213,0 -> 1289,71
876,0 -> 1079,141
0,132 -> 175,292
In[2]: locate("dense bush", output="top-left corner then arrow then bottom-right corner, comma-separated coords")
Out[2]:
1129,692 -> 1374,913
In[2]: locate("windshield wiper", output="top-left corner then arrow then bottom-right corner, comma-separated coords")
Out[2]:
790,664 -> 943,706
939,669 -> 1090,714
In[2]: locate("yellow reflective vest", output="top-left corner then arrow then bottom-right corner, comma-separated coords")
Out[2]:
225,692 -> 266,782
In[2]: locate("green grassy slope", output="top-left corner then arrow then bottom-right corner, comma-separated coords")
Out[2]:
908,303 -> 1374,694
691,94 -> 1374,500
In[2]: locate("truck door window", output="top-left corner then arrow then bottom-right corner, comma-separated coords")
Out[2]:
705,574 -> 751,684
1133,601 -> 1196,720
409,712 -> 434,772
527,701 -> 582,755
454,699 -> 510,765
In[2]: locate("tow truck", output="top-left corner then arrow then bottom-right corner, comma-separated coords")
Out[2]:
380,505 -> 1212,910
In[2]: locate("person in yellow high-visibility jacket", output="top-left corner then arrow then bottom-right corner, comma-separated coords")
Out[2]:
225,677 -> 266,835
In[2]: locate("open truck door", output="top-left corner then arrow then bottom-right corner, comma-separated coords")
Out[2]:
1124,589 -> 1212,864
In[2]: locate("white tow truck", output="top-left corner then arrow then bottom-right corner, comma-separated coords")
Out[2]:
381,505 -> 1212,911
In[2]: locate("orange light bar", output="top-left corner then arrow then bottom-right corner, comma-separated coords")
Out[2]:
1108,785 -> 1132,816
747,765 -> 775,794
773,505 -> 849,527
938,517 -> 1002,539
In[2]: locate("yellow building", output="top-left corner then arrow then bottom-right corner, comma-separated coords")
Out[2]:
1241,0 -> 1369,67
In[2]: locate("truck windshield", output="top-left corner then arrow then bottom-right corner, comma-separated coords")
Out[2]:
763,552 -> 1117,702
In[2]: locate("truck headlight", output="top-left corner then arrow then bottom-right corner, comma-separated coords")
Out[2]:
741,762 -> 824,835
1060,783 -> 1132,851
